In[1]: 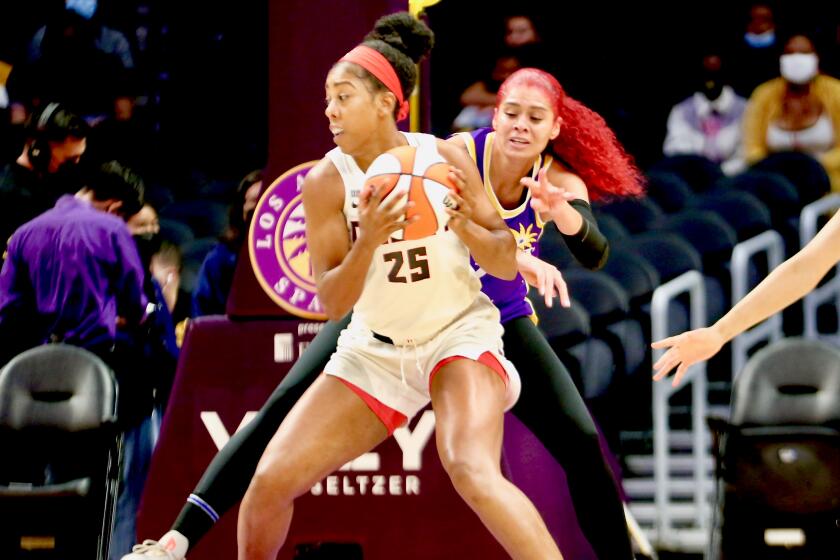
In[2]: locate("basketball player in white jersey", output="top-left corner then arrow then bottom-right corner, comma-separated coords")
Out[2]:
235,13 -> 564,560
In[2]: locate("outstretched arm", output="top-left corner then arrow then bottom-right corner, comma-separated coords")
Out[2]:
527,165 -> 609,270
653,210 -> 840,386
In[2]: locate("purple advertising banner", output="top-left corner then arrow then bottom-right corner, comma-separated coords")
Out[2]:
138,317 -> 599,559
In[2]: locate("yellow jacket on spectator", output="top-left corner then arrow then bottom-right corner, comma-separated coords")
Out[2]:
743,75 -> 840,192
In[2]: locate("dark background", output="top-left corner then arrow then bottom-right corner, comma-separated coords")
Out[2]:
3,0 -> 840,177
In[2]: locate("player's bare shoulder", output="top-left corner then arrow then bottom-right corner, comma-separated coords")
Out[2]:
302,157 -> 344,207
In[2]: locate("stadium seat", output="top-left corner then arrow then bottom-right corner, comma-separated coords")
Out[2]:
159,218 -> 196,247
752,151 -> 831,206
0,345 -> 122,560
649,154 -> 724,193
595,197 -> 664,234
160,200 -> 229,239
690,189 -> 772,242
645,170 -> 694,213
719,170 -> 800,255
708,338 -> 840,558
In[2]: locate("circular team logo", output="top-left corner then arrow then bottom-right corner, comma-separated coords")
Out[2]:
248,161 -> 326,320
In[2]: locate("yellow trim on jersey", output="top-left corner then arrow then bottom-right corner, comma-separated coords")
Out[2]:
483,132 -> 544,220
525,297 -> 539,326
452,131 -> 477,164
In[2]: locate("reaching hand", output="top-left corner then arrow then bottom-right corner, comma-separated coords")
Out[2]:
651,328 -> 726,387
444,166 -> 475,233
517,251 -> 570,308
357,182 -> 417,246
523,168 -> 576,219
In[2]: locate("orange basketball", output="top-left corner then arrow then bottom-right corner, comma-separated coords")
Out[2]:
362,144 -> 456,242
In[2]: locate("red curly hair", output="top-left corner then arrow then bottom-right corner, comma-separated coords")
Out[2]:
497,68 -> 644,201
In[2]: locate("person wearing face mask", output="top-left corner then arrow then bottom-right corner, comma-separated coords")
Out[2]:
730,2 -> 782,97
0,102 -> 89,258
742,33 -> 840,193
192,169 -> 263,317
664,51 -> 748,175
0,160 -> 154,560
127,202 -> 180,376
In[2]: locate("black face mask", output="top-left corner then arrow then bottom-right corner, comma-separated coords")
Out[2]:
133,232 -> 162,270
701,73 -> 724,102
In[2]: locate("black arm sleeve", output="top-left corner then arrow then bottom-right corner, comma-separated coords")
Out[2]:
559,199 -> 609,270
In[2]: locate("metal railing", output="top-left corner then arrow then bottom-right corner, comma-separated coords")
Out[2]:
650,270 -> 710,550
800,194 -> 840,343
730,231 -> 785,377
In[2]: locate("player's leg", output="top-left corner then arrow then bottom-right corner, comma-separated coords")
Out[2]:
237,373 -> 389,560
505,316 -> 634,559
431,355 -> 563,560
122,316 -> 349,559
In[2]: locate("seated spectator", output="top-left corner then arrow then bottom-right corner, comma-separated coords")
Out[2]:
663,51 -> 747,175
453,50 -> 522,131
7,7 -> 134,124
127,203 -> 180,407
452,12 -> 554,132
742,33 -> 840,192
730,2 -> 782,97
192,169 -> 262,317
0,102 -> 89,256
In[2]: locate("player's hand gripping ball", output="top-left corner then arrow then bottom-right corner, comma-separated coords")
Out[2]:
361,145 -> 458,242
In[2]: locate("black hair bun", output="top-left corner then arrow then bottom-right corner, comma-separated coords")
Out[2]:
366,12 -> 434,64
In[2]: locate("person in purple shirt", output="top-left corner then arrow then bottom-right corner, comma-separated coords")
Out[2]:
0,159 -> 156,560
0,159 -> 146,365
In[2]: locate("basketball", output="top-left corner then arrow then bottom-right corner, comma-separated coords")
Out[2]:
361,144 -> 456,242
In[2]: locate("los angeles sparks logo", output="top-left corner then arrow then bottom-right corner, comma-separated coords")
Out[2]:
248,161 -> 326,320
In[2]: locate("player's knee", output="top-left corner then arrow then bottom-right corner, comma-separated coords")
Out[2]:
440,452 -> 497,504
248,457 -> 302,504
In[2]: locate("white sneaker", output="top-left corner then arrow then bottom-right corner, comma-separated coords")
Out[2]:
120,539 -> 185,559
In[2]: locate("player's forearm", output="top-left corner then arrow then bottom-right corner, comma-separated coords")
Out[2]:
550,203 -> 583,235
713,254 -> 823,343
461,223 -> 517,280
317,241 -> 377,320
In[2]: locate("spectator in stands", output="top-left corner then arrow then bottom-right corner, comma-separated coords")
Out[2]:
453,50 -> 522,131
742,33 -> 840,192
7,6 -> 134,124
452,13 -> 550,132
192,169 -> 262,317
0,102 -> 89,257
663,51 -> 747,175
730,2 -> 782,97
127,203 -> 180,411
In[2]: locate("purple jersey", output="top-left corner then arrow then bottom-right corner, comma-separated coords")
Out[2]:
455,127 -> 550,324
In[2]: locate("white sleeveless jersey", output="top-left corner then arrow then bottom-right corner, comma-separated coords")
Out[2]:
325,132 -> 481,344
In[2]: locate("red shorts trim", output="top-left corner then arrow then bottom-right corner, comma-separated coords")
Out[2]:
428,351 -> 509,390
337,378 -> 407,436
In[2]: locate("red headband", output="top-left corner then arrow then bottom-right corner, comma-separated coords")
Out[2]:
340,45 -> 410,122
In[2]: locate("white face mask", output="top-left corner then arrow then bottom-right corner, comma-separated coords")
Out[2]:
780,53 -> 819,84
